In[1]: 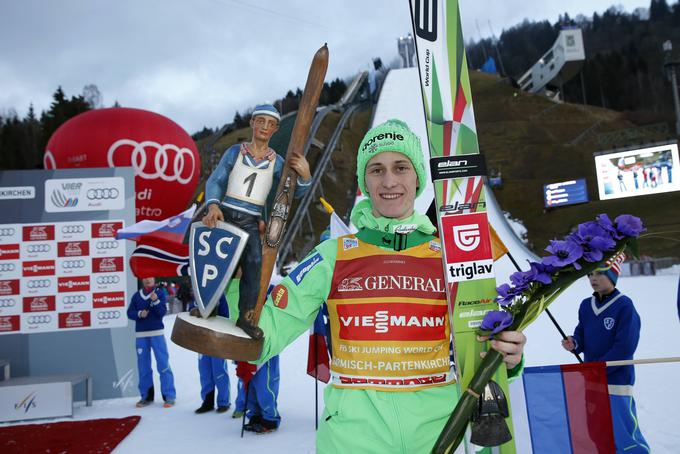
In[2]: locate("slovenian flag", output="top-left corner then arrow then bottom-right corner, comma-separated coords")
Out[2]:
509,362 -> 616,453
116,204 -> 196,243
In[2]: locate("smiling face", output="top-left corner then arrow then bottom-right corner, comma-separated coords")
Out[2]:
250,115 -> 279,142
364,151 -> 418,220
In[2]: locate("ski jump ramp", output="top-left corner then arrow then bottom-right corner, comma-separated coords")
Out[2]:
370,67 -> 537,282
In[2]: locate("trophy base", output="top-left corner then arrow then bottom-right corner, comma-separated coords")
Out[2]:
171,312 -> 263,361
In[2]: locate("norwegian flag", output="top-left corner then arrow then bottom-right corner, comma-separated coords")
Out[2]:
307,305 -> 331,383
129,237 -> 189,279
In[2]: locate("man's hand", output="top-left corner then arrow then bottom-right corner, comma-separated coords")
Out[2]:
479,330 -> 527,370
202,204 -> 224,229
289,155 -> 311,181
139,309 -> 149,318
149,291 -> 157,302
561,336 -> 576,352
236,361 -> 258,386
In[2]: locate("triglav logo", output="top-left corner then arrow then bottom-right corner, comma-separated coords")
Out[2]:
452,224 -> 480,252
107,139 -> 196,185
15,392 -> 37,413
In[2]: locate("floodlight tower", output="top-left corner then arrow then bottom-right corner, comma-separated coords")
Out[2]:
398,33 -> 415,68
663,40 -> 680,135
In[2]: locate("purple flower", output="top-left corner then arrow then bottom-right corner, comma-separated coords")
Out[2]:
527,261 -> 554,285
542,239 -> 583,270
614,215 -> 645,238
572,221 -> 616,262
496,283 -> 520,306
480,310 -> 513,337
509,270 -> 533,291
596,214 -> 618,238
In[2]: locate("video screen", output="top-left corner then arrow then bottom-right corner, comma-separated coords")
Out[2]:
594,143 -> 679,200
544,178 -> 588,208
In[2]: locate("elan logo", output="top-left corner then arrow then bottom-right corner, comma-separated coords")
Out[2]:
452,224 -> 480,252
437,159 -> 468,168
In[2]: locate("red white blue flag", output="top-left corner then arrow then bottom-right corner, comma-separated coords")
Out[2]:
116,204 -> 196,243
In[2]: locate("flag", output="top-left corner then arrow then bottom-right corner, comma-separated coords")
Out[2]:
116,204 -> 196,243
307,307 -> 331,383
129,236 -> 189,279
489,225 -> 508,261
509,362 -> 616,454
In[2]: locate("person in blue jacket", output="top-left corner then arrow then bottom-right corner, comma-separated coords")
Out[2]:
233,356 -> 281,434
202,104 -> 312,340
191,294 -> 232,414
562,258 -> 649,453
126,276 -> 176,408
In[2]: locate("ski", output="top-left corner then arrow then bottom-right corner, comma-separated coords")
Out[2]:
409,1 -> 516,452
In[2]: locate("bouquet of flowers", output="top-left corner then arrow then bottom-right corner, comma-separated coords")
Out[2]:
433,214 -> 645,454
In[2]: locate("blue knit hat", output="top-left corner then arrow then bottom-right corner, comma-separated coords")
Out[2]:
252,104 -> 280,122
594,252 -> 626,286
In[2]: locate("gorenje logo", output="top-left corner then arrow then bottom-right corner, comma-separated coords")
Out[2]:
452,224 -> 480,252
362,131 -> 405,152
412,0 -> 437,42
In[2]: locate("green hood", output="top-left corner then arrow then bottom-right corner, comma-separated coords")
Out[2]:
350,198 -> 436,235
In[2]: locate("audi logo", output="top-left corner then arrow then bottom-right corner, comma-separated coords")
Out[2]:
0,227 -> 15,236
27,314 -> 52,324
0,263 -> 15,272
27,279 -> 52,289
87,188 -> 120,200
96,241 -> 119,250
62,259 -> 86,269
63,295 -> 87,304
96,275 -> 120,285
107,139 -> 196,185
61,225 -> 85,234
0,298 -> 16,308
97,311 -> 121,320
27,244 -> 51,253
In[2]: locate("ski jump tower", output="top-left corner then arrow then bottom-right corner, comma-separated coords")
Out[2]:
517,28 -> 585,97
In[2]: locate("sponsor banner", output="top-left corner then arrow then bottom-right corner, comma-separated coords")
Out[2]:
0,186 -> 35,201
58,311 -> 91,329
0,279 -> 20,296
91,221 -> 123,239
90,238 -> 122,257
0,296 -> 20,316
22,225 -> 55,242
0,260 -> 20,280
93,308 -> 126,327
270,284 -> 288,309
92,291 -> 126,308
440,212 -> 494,283
91,273 -> 124,292
0,244 -> 20,261
0,225 -> 21,244
336,303 -> 447,341
92,256 -> 124,273
21,276 -> 57,296
0,381 -> 72,422
57,293 -> 90,311
22,312 -> 58,333
0,315 -> 20,332
429,154 -> 487,181
56,257 -> 91,275
22,260 -> 56,277
332,371 -> 454,390
289,253 -> 323,285
57,240 -> 89,257
57,276 -> 90,293
44,177 -> 125,213
56,222 -> 89,241
22,295 -> 56,312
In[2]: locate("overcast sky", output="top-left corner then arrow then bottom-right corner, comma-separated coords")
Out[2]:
0,0 -> 650,134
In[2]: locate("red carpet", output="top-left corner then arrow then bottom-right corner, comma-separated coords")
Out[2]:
0,416 -> 140,453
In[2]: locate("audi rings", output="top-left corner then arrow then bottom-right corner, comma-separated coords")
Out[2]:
61,225 -> 85,234
62,259 -> 86,269
0,263 -> 15,272
0,298 -> 16,308
0,227 -> 15,236
27,279 -> 52,289
96,241 -> 119,250
87,188 -> 119,200
27,244 -> 51,253
107,139 -> 196,185
27,314 -> 52,324
96,275 -> 120,285
97,311 -> 121,320
63,295 -> 87,304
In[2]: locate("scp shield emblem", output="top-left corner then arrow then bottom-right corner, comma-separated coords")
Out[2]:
189,221 -> 248,318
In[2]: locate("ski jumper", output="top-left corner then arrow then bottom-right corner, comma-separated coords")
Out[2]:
234,204 -> 523,453
126,287 -> 176,402
572,290 -> 649,453
205,143 -> 311,322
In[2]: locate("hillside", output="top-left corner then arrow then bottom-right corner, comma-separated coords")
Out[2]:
470,70 -> 679,258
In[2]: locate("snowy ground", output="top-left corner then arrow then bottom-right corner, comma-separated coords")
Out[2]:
3,270 -> 677,453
